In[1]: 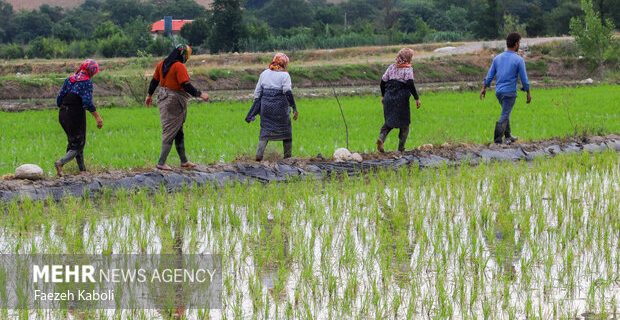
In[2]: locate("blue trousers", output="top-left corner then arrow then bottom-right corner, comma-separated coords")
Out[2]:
496,92 -> 517,122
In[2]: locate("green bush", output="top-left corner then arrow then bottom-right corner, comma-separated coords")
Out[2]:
26,37 -> 67,59
67,40 -> 97,58
146,37 -> 174,57
98,34 -> 135,58
0,43 -> 25,59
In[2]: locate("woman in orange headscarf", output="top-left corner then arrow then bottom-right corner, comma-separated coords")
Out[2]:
246,53 -> 299,161
145,44 -> 209,171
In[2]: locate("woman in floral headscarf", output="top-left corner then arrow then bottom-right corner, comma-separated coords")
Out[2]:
145,44 -> 209,171
54,59 -> 103,177
246,53 -> 299,161
377,48 -> 421,153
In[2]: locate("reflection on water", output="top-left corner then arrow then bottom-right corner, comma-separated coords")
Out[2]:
0,160 -> 618,319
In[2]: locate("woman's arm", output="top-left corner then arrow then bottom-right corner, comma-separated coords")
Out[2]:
56,79 -> 69,107
406,79 -> 419,100
181,82 -> 209,101
90,111 -> 103,129
380,80 -> 386,97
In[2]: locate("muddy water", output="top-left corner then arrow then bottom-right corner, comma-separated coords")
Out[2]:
0,165 -> 618,319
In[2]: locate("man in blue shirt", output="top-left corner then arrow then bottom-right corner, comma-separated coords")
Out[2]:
480,32 -> 532,144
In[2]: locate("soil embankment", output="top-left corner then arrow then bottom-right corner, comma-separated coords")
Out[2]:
0,37 -> 590,106
1,134 -> 618,202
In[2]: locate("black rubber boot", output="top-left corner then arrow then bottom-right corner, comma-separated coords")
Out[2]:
398,127 -> 410,152
283,139 -> 292,159
504,121 -> 518,144
58,149 -> 78,165
256,140 -> 268,161
494,121 -> 507,144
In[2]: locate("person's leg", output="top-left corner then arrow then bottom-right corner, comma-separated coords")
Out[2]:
75,108 -> 87,172
504,120 -> 518,143
157,144 -> 173,169
256,140 -> 268,161
494,93 -> 516,144
398,126 -> 410,152
283,139 -> 292,159
174,128 -> 195,168
377,125 -> 392,153
55,106 -> 81,176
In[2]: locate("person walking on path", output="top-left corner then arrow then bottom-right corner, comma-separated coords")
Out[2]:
54,59 -> 103,177
377,48 -> 421,153
145,44 -> 209,171
480,32 -> 532,144
246,53 -> 299,161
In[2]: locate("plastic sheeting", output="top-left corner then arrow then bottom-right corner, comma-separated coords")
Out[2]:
1,136 -> 618,202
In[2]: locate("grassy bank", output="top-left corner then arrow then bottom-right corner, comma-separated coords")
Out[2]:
1,151 -> 618,318
0,39 -> 602,100
0,85 -> 618,176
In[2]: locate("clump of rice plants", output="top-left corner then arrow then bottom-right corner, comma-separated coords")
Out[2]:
0,151 -> 618,318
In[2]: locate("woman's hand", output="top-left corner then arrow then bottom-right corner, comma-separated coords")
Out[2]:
145,95 -> 153,107
91,111 -> 103,129
293,110 -> 299,121
200,92 -> 210,102
415,99 -> 421,109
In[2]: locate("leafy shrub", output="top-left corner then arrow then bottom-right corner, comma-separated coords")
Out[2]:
26,37 -> 67,59
67,40 -> 97,58
0,43 -> 24,59
98,34 -> 134,57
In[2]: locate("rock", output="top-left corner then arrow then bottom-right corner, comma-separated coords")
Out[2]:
434,46 -> 456,53
441,143 -> 451,148
333,148 -> 352,162
579,78 -> 594,84
350,153 -> 363,162
418,144 -> 434,151
15,164 -> 44,180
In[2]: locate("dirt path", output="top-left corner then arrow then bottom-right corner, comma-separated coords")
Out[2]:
1,134 -> 617,202
421,36 -> 571,58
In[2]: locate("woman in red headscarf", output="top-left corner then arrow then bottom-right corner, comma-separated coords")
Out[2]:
54,59 -> 103,177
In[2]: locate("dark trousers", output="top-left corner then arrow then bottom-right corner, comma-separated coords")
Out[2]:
158,127 -> 188,165
58,103 -> 87,170
496,92 -> 517,122
378,125 -> 410,151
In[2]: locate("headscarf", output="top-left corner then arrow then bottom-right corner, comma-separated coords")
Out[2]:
69,59 -> 100,83
268,53 -> 289,71
162,44 -> 192,77
395,48 -> 414,68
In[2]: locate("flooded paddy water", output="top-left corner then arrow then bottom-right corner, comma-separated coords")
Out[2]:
0,151 -> 618,319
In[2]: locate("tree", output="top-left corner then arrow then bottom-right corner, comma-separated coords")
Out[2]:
93,21 -> 122,39
180,17 -> 212,46
52,23 -> 80,42
13,10 -> 54,43
501,14 -> 527,37
259,0 -> 314,30
569,0 -> 615,72
0,0 -> 14,43
210,0 -> 243,53
153,0 -> 207,19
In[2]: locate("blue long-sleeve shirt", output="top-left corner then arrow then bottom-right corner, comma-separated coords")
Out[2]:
56,78 -> 96,112
483,51 -> 530,94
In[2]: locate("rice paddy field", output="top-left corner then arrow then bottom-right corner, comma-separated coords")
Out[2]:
0,85 -> 619,176
0,150 -> 618,319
